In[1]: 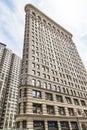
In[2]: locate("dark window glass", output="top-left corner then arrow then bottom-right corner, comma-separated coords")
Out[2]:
47,105 -> 55,114
33,121 -> 45,130
23,102 -> 26,113
71,122 -> 79,130
81,100 -> 86,106
22,120 -> 27,128
66,97 -> 72,104
58,107 -> 66,115
33,103 -> 42,114
45,93 -> 53,101
48,121 -> 58,130
74,99 -> 79,105
60,121 -> 70,130
17,122 -> 20,128
56,95 -> 63,102
24,88 -> 27,97
68,108 -> 74,116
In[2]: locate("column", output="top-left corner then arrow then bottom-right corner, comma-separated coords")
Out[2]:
58,121 -> 61,130
45,121 -> 48,130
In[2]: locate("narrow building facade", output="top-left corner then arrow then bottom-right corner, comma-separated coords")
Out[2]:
0,47 -> 21,128
16,4 -> 87,130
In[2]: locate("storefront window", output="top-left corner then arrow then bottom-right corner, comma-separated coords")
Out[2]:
60,121 -> 70,130
48,121 -> 58,130
71,122 -> 79,130
33,121 -> 45,130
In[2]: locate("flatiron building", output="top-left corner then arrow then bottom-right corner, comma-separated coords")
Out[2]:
16,4 -> 87,130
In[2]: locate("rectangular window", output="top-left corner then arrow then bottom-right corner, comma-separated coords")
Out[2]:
58,107 -> 66,115
18,103 -> 21,114
60,121 -> 70,130
84,110 -> 87,116
33,121 -> 45,130
68,108 -> 74,116
32,90 -> 41,98
17,122 -> 20,128
33,103 -> 42,114
22,120 -> 27,128
47,105 -> 55,114
56,95 -> 63,102
81,100 -> 86,106
48,121 -> 58,130
71,122 -> 79,130
74,99 -> 79,105
23,102 -> 26,113
24,88 -> 27,97
45,93 -> 53,101
65,97 -> 72,104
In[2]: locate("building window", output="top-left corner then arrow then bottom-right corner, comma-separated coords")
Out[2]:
74,99 -> 79,105
32,70 -> 35,75
68,108 -> 74,116
32,56 -> 35,60
17,122 -> 20,128
33,121 -> 45,130
77,109 -> 81,115
58,107 -> 66,115
24,88 -> 27,97
32,63 -> 35,67
43,73 -> 46,78
43,82 -> 47,89
56,86 -> 61,92
18,103 -> 21,114
45,93 -> 53,101
37,80 -> 41,87
22,120 -> 27,128
23,102 -> 26,113
65,97 -> 72,104
81,100 -> 86,106
47,105 -> 55,114
56,95 -> 63,103
32,90 -> 41,98
52,85 -> 56,91
19,89 -> 22,98
71,122 -> 79,130
84,110 -> 87,116
36,64 -> 40,69
33,103 -> 42,114
48,121 -> 58,130
47,83 -> 51,89
47,75 -> 50,79
32,79 -> 36,86
60,121 -> 70,130
37,71 -> 40,76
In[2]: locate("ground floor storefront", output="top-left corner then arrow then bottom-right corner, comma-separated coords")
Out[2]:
16,115 -> 87,130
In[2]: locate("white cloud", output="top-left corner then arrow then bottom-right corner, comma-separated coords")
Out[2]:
0,0 -> 87,69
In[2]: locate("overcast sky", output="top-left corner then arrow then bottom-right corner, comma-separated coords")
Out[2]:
0,0 -> 87,69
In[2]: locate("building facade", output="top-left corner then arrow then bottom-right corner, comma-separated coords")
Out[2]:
16,4 -> 87,130
0,47 -> 21,128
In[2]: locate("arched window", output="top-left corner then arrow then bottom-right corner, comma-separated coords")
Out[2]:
43,82 -> 47,89
32,79 -> 36,86
32,12 -> 36,17
37,80 -> 41,87
37,16 -> 41,21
